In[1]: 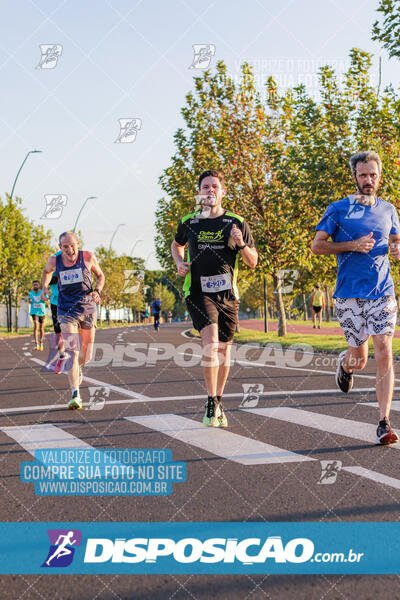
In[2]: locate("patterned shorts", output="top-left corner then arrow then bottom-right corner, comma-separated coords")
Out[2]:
335,296 -> 397,347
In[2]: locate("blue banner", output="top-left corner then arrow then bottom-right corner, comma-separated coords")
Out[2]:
0,522 -> 399,574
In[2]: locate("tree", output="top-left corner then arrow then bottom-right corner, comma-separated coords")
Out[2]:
156,49 -> 400,335
372,0 -> 400,59
0,195 -> 53,331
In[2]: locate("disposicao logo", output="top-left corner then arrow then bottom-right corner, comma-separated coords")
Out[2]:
42,529 -> 82,567
83,536 -> 314,564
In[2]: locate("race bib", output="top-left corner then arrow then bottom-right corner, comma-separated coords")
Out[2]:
33,302 -> 42,309
200,273 -> 232,293
60,268 -> 84,285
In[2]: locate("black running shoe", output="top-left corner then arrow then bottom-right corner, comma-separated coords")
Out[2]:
335,351 -> 353,393
376,418 -> 399,445
203,396 -> 215,426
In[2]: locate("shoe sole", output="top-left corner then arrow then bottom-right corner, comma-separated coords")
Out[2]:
376,431 -> 399,445
335,351 -> 353,393
68,401 -> 82,410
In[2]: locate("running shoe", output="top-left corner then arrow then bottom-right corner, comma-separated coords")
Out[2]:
212,399 -> 228,428
68,391 -> 82,410
54,354 -> 66,374
376,418 -> 399,445
34,343 -> 39,351
335,350 -> 353,393
203,396 -> 215,426
39,342 -> 44,351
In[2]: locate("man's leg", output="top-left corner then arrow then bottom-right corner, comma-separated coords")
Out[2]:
78,326 -> 95,368
60,322 -> 81,408
317,309 -> 322,327
372,334 -> 394,420
342,340 -> 369,373
39,318 -> 45,345
312,308 -> 316,327
216,341 -> 233,397
200,323 -> 219,397
32,317 -> 39,346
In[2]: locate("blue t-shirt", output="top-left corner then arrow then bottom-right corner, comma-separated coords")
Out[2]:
29,290 -> 47,316
316,196 -> 400,299
49,283 -> 59,306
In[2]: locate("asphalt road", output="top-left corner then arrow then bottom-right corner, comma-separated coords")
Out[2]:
1,322 -> 399,599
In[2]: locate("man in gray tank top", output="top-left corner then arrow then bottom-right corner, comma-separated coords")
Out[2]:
41,231 -> 105,409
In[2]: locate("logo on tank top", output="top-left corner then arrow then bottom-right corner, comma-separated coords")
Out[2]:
59,268 -> 84,285
345,196 -> 365,219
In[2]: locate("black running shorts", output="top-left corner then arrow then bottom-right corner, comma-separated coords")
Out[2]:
31,314 -> 44,324
51,303 -> 61,334
313,305 -> 322,314
186,292 -> 240,342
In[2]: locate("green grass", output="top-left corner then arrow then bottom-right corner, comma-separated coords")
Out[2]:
246,317 -> 400,330
191,327 -> 400,355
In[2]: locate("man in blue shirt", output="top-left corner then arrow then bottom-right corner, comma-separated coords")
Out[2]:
28,280 -> 48,350
312,151 -> 400,445
151,298 -> 161,331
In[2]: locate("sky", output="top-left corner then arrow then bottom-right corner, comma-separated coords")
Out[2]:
1,0 -> 398,269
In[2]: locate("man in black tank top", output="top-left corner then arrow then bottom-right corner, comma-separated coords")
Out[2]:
171,170 -> 258,427
41,231 -> 105,409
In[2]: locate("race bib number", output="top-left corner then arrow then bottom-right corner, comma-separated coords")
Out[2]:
60,268 -> 84,285
200,273 -> 232,293
33,302 -> 42,309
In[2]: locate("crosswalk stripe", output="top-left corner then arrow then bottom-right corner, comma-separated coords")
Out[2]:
0,424 -> 91,456
241,407 -> 387,446
343,466 -> 400,490
124,414 -> 314,465
359,401 -> 400,412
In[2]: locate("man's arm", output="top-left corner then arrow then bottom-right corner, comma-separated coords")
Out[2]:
40,256 -> 56,300
230,224 -> 258,268
87,253 -> 105,304
171,240 -> 191,276
389,233 -> 400,259
311,230 -> 375,255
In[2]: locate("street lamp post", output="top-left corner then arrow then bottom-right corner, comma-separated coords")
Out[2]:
109,223 -> 126,250
73,196 -> 96,232
10,150 -> 42,199
130,239 -> 143,256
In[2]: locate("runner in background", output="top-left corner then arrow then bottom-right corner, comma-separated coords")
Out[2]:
310,284 -> 325,328
151,298 -> 161,331
41,231 -> 105,410
28,280 -> 48,350
48,273 -> 66,374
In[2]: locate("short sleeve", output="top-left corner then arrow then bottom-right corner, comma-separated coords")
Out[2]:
241,219 -> 255,248
316,204 -> 339,236
390,207 -> 400,235
174,219 -> 187,246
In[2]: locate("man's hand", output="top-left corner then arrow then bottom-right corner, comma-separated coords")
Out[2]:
352,232 -> 375,253
40,288 -> 49,301
231,223 -> 244,247
88,290 -> 101,304
177,260 -> 191,276
390,241 -> 400,260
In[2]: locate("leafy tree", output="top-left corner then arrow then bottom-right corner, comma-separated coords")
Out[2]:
0,195 -> 53,331
372,0 -> 400,59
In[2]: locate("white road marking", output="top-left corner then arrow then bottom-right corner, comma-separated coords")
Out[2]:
343,466 -> 400,489
359,401 -> 400,412
0,423 -> 91,456
0,387 -> 387,415
241,406 -> 388,446
124,414 -> 314,465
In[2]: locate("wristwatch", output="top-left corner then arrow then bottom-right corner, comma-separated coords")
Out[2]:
94,288 -> 102,296
237,243 -> 247,250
